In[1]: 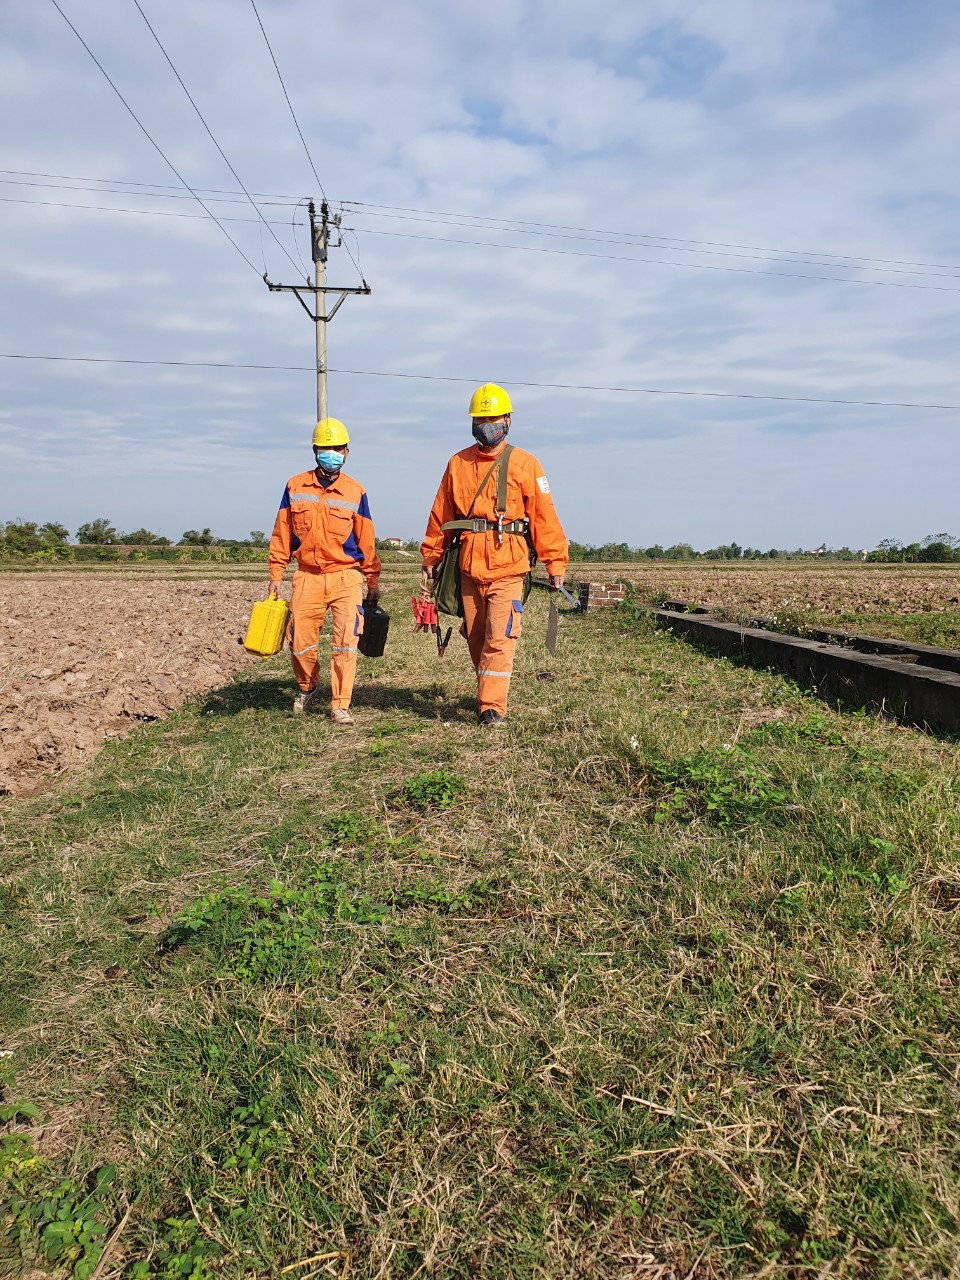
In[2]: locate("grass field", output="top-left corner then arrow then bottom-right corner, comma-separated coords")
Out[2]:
2,577 -> 960,1278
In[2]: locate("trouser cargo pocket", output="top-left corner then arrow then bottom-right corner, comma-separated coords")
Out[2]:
505,599 -> 523,639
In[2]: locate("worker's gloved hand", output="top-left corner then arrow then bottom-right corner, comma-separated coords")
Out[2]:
419,566 -> 436,600
366,588 -> 380,611
266,581 -> 284,600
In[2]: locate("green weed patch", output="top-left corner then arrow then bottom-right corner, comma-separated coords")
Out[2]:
163,870 -> 388,982
396,768 -> 467,810
647,744 -> 789,827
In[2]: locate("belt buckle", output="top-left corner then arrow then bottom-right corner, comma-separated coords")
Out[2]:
471,518 -> 487,533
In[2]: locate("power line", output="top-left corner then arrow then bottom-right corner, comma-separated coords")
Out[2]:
0,195 -> 303,224
130,0 -> 304,278
248,0 -> 326,202
0,171 -> 301,204
7,167 -> 958,277
344,225 -> 960,294
246,0 -> 365,283
2,352 -> 956,411
47,0 -> 261,275
342,199 -> 960,276
341,207 -> 960,282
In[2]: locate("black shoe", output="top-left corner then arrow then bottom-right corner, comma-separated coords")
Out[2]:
478,710 -> 504,727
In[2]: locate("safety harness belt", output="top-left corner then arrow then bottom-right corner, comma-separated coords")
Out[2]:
440,445 -> 528,540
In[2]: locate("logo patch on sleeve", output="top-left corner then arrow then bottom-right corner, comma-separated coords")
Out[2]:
536,475 -> 551,494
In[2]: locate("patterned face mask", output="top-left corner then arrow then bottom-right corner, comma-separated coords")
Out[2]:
472,420 -> 508,448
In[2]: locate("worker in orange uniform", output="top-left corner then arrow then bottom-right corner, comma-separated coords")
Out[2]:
420,384 -> 568,726
267,418 -> 381,724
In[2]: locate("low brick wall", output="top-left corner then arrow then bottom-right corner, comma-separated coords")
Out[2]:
578,581 -> 627,610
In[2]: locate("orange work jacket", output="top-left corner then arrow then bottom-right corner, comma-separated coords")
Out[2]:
269,468 -> 381,590
421,441 -> 568,586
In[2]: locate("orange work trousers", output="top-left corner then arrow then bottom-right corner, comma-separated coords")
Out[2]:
288,567 -> 365,709
460,574 -> 525,718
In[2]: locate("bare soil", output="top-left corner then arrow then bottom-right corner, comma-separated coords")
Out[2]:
3,565 -> 960,796
577,564 -> 960,616
0,574 -> 263,796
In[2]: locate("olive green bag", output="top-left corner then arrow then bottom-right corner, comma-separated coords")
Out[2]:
434,448 -> 512,618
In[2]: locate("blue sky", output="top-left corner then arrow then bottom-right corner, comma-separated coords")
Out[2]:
2,0 -> 959,549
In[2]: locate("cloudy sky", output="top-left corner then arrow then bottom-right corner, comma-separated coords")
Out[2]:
2,0 -> 959,551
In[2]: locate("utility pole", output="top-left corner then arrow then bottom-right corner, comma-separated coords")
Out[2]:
264,199 -> 370,422
313,200 -> 328,421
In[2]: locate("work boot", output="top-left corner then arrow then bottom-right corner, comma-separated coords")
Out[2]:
477,709 -> 504,727
292,688 -> 318,715
330,707 -> 354,725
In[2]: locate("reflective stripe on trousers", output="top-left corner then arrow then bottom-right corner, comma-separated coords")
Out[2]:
288,567 -> 365,708
460,574 -> 525,718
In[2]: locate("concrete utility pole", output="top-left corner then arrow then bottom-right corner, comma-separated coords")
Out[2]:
313,200 -> 328,421
264,199 -> 370,422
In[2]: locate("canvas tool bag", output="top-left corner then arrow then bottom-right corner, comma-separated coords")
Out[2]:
434,446 -> 532,617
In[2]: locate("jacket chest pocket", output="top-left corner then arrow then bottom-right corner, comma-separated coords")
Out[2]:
324,508 -> 354,545
291,506 -> 315,537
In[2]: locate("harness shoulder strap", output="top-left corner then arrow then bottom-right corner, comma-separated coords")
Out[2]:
494,444 -> 514,515
465,451 -> 506,519
440,447 -> 516,533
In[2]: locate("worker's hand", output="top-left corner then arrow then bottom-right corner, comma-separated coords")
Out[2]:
549,574 -> 565,590
266,580 -> 284,600
366,588 -> 380,611
420,566 -> 436,599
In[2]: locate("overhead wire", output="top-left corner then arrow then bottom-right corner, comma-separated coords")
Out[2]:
0,195 -> 302,224
2,352 -> 956,411
248,0 -> 327,203
343,225 -> 960,294
47,0 -> 262,275
341,199 -> 960,275
0,171 -> 301,204
246,0 -> 366,284
6,167 -> 957,278
130,0 -> 306,278
340,207 -> 960,282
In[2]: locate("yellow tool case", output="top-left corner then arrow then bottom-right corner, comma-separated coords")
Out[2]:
243,594 -> 289,657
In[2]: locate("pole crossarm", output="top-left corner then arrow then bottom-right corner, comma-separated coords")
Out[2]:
263,277 -> 371,322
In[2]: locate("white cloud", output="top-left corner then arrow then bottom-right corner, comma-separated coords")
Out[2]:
1,0 -> 958,549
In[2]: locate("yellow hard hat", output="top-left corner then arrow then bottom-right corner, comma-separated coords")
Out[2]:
312,418 -> 350,448
468,383 -> 512,418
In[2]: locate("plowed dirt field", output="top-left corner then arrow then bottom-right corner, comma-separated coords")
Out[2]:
580,564 -> 960,616
3,566 -> 960,796
0,575 -> 263,796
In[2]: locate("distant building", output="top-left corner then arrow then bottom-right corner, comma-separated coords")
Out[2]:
383,537 -> 404,549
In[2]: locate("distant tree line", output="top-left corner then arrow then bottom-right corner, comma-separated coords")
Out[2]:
3,519 -> 960,565
0,518 -> 269,562
865,535 -> 960,563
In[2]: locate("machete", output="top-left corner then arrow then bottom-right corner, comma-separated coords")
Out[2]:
545,593 -> 559,656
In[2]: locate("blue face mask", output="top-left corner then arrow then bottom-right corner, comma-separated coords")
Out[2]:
472,420 -> 508,448
315,448 -> 345,472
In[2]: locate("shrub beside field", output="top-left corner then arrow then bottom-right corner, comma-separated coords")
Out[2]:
2,587 -> 959,1278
